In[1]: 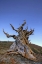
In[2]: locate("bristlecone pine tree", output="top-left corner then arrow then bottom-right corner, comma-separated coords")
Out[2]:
3,21 -> 37,61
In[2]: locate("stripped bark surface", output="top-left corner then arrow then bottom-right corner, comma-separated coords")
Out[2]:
3,21 -> 36,61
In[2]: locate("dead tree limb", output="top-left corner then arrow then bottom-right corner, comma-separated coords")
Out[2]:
10,24 -> 18,32
3,29 -> 17,39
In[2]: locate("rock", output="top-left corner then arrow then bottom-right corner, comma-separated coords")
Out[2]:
0,54 -> 42,64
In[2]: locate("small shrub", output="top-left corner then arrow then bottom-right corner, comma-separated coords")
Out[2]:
32,48 -> 40,54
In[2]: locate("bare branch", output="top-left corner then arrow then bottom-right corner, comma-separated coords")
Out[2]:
10,24 -> 14,30
29,29 -> 34,35
10,24 -> 18,32
17,21 -> 26,30
21,21 -> 26,27
3,29 -> 17,39
3,29 -> 10,38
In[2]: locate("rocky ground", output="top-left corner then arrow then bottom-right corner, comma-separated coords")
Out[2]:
0,53 -> 42,64
0,41 -> 42,64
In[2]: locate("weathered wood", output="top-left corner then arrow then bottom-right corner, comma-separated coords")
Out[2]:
3,21 -> 36,61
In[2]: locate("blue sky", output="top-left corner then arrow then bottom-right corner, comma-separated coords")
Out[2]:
0,0 -> 42,46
